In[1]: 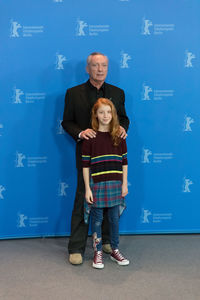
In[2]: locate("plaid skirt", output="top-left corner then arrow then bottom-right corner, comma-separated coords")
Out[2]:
84,180 -> 126,224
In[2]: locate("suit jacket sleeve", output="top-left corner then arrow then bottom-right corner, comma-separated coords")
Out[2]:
61,89 -> 82,141
118,89 -> 129,132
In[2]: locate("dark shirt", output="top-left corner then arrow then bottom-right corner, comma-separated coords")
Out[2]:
86,80 -> 105,109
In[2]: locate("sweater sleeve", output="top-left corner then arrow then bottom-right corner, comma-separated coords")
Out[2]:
82,139 -> 91,168
121,139 -> 128,165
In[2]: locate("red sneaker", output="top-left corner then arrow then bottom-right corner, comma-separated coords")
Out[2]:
93,251 -> 104,269
110,249 -> 129,266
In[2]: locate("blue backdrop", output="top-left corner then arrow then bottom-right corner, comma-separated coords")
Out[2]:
1,0 -> 200,239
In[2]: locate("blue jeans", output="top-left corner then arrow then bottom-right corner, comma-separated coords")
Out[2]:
91,205 -> 119,252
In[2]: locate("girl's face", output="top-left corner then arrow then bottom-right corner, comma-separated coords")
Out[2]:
96,104 -> 112,127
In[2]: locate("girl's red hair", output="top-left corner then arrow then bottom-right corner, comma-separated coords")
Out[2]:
91,98 -> 121,146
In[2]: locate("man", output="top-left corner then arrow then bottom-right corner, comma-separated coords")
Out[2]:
62,52 -> 129,265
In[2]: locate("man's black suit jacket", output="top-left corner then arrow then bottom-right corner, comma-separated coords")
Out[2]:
62,81 -> 130,170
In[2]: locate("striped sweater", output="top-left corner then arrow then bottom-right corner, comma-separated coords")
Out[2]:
82,131 -> 128,183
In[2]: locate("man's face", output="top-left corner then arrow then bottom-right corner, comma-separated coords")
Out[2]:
86,55 -> 108,85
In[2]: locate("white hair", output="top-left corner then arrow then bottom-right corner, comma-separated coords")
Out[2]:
87,52 -> 108,65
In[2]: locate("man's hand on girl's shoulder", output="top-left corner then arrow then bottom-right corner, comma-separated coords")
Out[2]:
80,129 -> 96,140
118,126 -> 127,139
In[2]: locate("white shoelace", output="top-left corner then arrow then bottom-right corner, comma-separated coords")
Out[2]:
114,249 -> 125,260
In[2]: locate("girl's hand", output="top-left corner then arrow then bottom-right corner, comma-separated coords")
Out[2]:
122,184 -> 128,197
85,188 -> 94,204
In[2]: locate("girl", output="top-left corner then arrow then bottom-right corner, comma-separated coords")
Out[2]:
82,98 -> 129,269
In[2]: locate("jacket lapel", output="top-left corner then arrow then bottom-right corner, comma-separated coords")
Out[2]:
79,82 -> 90,110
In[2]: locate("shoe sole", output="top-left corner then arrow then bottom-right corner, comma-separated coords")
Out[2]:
69,261 -> 83,265
69,260 -> 83,265
92,262 -> 104,269
110,256 -> 129,266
